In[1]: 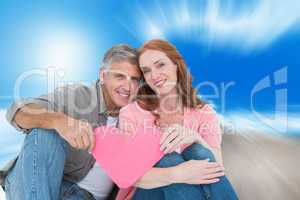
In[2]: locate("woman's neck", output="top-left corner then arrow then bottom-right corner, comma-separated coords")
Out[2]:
158,88 -> 182,115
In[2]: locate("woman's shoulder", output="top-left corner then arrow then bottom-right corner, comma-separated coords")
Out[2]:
119,101 -> 155,128
187,103 -> 217,119
120,101 -> 138,113
119,101 -> 152,117
188,103 -> 215,113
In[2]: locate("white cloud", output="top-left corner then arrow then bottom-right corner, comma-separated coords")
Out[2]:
0,109 -> 24,168
0,187 -> 5,200
0,109 -> 23,140
203,0 -> 300,49
221,110 -> 300,136
133,0 -> 300,51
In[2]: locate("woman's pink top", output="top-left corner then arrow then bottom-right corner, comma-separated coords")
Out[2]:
116,101 -> 222,200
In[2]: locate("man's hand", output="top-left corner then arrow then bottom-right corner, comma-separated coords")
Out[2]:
53,113 -> 94,151
160,124 -> 200,154
172,159 -> 225,185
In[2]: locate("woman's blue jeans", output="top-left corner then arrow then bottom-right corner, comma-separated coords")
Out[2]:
133,143 -> 239,200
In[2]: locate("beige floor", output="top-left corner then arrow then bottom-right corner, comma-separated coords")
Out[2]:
1,133 -> 299,200
222,132 -> 300,200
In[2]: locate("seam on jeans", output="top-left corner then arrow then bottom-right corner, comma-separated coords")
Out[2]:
34,129 -> 38,145
31,149 -> 37,200
203,186 -> 211,200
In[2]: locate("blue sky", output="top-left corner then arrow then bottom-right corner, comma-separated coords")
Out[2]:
0,0 -> 300,143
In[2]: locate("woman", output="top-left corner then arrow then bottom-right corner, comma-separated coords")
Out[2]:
117,39 -> 238,200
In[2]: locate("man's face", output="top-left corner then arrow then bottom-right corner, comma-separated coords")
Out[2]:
101,61 -> 141,108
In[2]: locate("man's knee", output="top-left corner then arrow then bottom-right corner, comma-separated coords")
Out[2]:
26,128 -> 65,146
22,128 -> 67,161
155,152 -> 185,168
4,129 -> 67,199
182,143 -> 215,162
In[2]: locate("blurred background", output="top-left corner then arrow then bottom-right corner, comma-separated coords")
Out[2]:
0,0 -> 300,199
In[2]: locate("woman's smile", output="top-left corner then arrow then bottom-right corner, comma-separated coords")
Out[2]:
153,78 -> 166,88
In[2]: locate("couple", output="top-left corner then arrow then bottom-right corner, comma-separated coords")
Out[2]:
2,39 -> 238,200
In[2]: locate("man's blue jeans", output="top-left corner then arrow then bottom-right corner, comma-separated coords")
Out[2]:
5,128 -> 95,200
133,143 -> 239,200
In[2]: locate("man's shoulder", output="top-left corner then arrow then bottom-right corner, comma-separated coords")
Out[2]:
60,82 -> 97,100
57,82 -> 98,112
62,82 -> 94,94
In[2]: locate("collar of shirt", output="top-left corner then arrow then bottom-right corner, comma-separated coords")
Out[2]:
96,79 -> 107,115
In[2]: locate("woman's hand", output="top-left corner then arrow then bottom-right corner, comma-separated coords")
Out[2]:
160,123 -> 202,154
172,159 -> 225,185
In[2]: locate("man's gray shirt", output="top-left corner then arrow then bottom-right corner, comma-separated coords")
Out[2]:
1,80 -> 108,185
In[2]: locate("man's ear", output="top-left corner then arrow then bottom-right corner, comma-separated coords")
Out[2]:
99,69 -> 105,84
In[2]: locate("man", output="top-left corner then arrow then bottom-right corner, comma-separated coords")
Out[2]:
2,44 -> 141,200
1,44 -> 224,200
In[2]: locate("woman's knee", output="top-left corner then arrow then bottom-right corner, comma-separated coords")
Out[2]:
155,152 -> 185,168
133,188 -> 164,200
182,143 -> 215,162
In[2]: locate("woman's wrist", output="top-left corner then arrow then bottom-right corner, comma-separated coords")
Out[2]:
194,134 -> 202,144
168,166 -> 182,184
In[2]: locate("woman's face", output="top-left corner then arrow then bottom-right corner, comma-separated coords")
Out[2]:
139,49 -> 178,97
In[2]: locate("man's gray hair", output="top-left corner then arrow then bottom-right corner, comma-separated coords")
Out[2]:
101,44 -> 138,70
